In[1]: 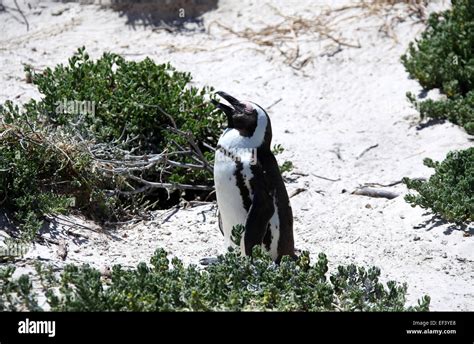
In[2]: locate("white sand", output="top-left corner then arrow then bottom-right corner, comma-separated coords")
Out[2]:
0,0 -> 472,311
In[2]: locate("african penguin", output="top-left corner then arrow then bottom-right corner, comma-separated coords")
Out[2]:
212,91 -> 295,262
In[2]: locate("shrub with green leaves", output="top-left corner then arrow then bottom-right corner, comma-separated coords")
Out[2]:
401,0 -> 474,134
403,147 -> 473,224
0,48 -> 225,239
23,47 -> 222,185
0,109 -> 103,240
0,247 -> 430,311
0,266 -> 42,312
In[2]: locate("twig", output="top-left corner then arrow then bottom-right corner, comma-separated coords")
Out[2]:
185,200 -> 215,207
104,218 -> 143,226
312,173 -> 341,182
404,150 -> 426,159
202,142 -> 216,152
204,189 -> 216,202
362,177 -> 426,188
162,205 -> 180,223
13,0 -> 29,31
267,98 -> 282,110
289,187 -> 307,198
127,174 -> 213,192
330,146 -> 344,161
357,144 -> 378,159
350,236 -> 360,244
363,180 -> 403,188
167,126 -> 213,172
167,159 -> 207,170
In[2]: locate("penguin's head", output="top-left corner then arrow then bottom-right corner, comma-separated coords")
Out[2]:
212,91 -> 261,138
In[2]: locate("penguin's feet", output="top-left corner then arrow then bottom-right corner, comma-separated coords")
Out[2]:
199,257 -> 219,266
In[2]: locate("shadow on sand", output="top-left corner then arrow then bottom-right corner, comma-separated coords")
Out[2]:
414,214 -> 473,236
108,0 -> 218,29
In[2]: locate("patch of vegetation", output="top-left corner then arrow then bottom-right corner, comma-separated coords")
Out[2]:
0,48 -> 224,240
401,0 -> 474,134
403,147 -> 473,225
230,224 -> 245,246
0,247 -> 430,311
0,110 -> 101,241
0,266 -> 42,311
23,47 -> 221,183
272,143 -> 294,174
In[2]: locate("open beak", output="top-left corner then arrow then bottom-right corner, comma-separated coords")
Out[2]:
212,91 -> 246,116
212,91 -> 246,128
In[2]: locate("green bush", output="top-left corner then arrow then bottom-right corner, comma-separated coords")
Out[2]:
406,91 -> 474,134
403,147 -> 474,224
401,0 -> 474,134
0,266 -> 42,311
0,48 -> 223,239
0,247 -> 430,311
23,47 -> 221,184
0,110 -> 101,240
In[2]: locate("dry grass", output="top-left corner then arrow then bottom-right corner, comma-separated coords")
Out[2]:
207,1 -> 429,69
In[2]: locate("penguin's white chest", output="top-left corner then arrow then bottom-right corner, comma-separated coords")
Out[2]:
213,163 -> 252,249
213,129 -> 256,251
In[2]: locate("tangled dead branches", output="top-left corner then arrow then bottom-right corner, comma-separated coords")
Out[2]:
89,127 -> 215,196
0,113 -> 215,211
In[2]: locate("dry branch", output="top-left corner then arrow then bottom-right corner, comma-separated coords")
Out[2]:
1,113 -> 216,206
81,116 -> 216,197
128,175 -> 212,192
207,3 -> 362,70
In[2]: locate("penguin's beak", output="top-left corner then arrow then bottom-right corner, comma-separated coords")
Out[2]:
215,91 -> 245,112
212,91 -> 246,128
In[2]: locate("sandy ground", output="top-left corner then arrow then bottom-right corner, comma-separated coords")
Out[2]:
0,0 -> 473,311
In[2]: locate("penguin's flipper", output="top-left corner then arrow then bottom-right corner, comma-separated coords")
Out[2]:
243,179 -> 274,256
